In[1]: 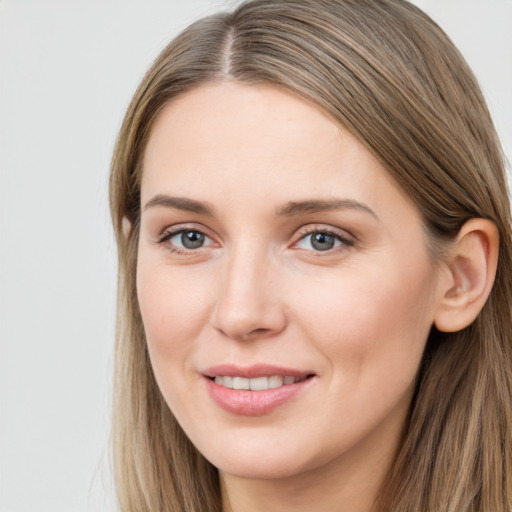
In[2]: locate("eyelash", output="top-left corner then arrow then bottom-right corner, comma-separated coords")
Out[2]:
294,227 -> 355,254
156,225 -> 214,255
155,225 -> 355,255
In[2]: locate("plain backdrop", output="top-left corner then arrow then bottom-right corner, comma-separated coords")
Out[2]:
0,1 -> 510,511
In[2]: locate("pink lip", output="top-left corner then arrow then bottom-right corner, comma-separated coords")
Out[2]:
202,363 -> 312,379
202,364 -> 315,416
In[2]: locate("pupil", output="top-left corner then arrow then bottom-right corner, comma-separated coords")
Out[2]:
311,232 -> 335,251
181,231 -> 205,249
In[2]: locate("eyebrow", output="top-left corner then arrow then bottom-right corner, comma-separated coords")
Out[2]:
143,194 -> 377,219
276,199 -> 377,218
143,195 -> 214,215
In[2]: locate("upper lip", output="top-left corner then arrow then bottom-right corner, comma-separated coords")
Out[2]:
202,364 -> 314,379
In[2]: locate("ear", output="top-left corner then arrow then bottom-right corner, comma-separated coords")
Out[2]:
122,216 -> 132,238
434,218 -> 499,332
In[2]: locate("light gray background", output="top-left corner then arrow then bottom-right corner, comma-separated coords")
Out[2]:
0,1 -> 510,511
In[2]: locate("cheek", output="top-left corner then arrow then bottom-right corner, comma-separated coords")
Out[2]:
136,259 -> 213,363
291,258 -> 437,383
136,260 -> 217,423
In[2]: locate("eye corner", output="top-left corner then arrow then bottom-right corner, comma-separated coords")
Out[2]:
154,225 -> 218,255
292,225 -> 356,254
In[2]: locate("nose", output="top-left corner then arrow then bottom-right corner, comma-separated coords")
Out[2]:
211,247 -> 287,341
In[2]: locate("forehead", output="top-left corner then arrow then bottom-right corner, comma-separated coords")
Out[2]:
143,82 -> 345,181
141,82 -> 417,222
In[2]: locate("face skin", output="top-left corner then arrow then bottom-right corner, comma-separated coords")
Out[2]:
137,82 -> 446,511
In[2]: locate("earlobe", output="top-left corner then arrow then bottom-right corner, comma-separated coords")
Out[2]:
122,216 -> 132,238
434,218 -> 499,333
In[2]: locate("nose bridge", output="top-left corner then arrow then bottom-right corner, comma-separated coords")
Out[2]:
212,240 -> 285,340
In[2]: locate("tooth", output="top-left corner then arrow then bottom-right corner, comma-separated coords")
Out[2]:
250,376 -> 269,390
268,376 -> 284,388
233,377 -> 250,390
215,375 -> 302,390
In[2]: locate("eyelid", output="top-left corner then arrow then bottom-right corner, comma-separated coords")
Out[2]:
153,222 -> 355,255
155,224 -> 217,251
291,224 -> 356,251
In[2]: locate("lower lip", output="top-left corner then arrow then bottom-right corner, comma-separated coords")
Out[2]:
204,377 -> 314,416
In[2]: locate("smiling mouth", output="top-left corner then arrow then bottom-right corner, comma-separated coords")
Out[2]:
211,375 -> 312,390
205,368 -> 316,415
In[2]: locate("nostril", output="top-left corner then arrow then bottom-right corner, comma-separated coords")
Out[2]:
242,327 -> 272,339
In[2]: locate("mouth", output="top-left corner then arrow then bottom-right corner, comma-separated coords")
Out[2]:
210,374 -> 311,390
202,365 -> 316,415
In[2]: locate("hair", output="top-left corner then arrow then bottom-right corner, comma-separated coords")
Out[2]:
109,0 -> 512,510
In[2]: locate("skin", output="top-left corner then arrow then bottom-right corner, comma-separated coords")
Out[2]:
137,82 -> 449,512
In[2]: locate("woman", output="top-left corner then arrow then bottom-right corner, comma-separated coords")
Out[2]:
109,0 -> 512,510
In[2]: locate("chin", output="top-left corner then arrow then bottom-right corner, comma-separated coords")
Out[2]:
198,435 -> 327,481
215,456 -> 309,481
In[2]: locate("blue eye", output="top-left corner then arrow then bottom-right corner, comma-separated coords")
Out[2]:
166,230 -> 214,250
296,231 -> 346,251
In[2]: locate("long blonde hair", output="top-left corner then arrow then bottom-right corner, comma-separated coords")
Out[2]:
109,1 -> 512,510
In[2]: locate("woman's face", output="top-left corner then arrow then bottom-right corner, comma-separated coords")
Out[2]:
137,83 -> 444,482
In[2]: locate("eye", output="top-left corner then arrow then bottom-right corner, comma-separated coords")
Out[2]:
295,230 -> 351,252
160,229 -> 214,251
